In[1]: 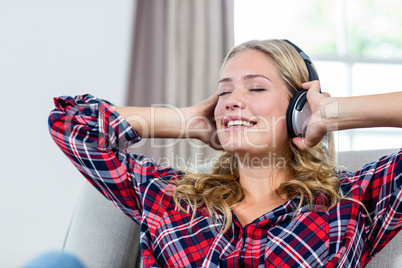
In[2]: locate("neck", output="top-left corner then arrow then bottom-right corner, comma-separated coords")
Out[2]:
236,152 -> 290,203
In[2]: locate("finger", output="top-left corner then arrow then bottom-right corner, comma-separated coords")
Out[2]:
209,90 -> 220,102
301,80 -> 321,92
291,137 -> 308,151
204,91 -> 219,111
210,131 -> 224,151
322,92 -> 331,98
292,135 -> 320,151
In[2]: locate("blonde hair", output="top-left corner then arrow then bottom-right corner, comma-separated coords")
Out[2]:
173,39 -> 340,233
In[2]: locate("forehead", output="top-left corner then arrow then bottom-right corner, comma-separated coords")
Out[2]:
221,49 -> 278,78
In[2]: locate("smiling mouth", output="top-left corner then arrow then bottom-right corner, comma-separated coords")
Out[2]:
226,119 -> 256,128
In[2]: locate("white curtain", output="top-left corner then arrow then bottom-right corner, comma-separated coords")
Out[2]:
127,0 -> 234,168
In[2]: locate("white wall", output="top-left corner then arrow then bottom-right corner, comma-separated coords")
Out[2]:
0,0 -> 134,266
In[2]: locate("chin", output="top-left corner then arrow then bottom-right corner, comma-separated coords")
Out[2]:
222,138 -> 289,159
222,143 -> 267,158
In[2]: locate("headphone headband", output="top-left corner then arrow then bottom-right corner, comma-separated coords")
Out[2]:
283,39 -> 319,81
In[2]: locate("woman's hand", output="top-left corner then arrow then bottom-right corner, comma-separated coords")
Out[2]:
182,91 -> 222,150
291,81 -> 335,151
292,81 -> 402,151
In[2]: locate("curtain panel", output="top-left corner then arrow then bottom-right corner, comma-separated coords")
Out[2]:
127,0 -> 234,169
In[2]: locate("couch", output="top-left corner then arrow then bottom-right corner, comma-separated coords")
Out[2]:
63,148 -> 402,268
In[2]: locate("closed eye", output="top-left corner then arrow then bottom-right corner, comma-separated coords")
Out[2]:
250,88 -> 265,92
218,91 -> 231,97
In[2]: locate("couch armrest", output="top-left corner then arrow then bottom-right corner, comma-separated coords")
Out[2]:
63,182 -> 142,268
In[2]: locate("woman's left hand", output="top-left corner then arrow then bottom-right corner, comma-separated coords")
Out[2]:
291,80 -> 334,151
292,81 -> 402,151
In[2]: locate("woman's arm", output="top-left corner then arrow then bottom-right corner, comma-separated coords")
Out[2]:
112,106 -> 190,139
325,91 -> 402,130
113,90 -> 221,149
293,81 -> 402,150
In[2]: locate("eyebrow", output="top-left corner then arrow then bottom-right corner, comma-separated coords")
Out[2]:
218,74 -> 271,84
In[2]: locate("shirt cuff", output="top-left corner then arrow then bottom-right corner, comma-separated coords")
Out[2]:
54,94 -> 141,152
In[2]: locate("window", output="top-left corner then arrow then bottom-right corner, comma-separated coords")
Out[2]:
234,0 -> 402,151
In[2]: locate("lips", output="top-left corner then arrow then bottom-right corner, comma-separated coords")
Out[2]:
223,116 -> 257,129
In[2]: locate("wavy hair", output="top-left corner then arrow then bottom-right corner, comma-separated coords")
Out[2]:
173,39 -> 341,233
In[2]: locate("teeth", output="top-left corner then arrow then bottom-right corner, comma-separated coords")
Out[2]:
227,120 -> 255,127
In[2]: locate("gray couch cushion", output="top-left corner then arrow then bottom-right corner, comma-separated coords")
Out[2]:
63,183 -> 141,268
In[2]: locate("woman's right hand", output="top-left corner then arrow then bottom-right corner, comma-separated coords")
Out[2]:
182,91 -> 222,150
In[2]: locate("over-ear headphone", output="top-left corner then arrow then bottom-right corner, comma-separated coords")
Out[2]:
284,39 -> 320,138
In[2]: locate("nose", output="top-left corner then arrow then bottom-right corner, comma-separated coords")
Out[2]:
225,89 -> 246,111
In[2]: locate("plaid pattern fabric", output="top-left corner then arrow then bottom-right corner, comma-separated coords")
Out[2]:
48,95 -> 402,268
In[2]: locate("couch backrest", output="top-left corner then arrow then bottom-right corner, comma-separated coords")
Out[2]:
336,148 -> 398,171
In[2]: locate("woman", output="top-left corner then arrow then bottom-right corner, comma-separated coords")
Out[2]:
49,39 -> 402,267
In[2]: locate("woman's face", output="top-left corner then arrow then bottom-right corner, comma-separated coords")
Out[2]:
214,49 -> 291,159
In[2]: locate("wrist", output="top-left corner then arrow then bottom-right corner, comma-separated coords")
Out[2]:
181,106 -> 203,140
321,98 -> 342,132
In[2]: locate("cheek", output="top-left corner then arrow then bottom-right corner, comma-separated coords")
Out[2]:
253,99 -> 289,132
259,97 -> 289,119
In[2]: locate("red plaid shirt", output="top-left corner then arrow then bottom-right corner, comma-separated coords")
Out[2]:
49,95 -> 402,268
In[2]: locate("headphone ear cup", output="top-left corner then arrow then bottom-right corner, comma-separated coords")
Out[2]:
286,90 -> 308,138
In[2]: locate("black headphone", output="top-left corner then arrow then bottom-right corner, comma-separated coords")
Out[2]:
284,39 -> 320,138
